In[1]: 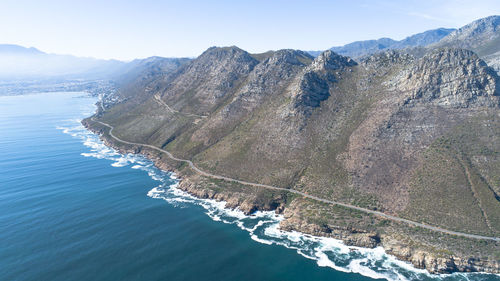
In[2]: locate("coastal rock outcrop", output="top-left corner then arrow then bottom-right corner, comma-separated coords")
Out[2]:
383,238 -> 500,274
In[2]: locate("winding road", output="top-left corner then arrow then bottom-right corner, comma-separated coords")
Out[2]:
154,94 -> 207,119
92,118 -> 500,242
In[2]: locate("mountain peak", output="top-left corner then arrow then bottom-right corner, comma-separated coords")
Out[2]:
202,46 -> 248,56
264,49 -> 313,66
311,50 -> 357,71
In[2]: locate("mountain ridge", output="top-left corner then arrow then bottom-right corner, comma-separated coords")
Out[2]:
309,27 -> 455,57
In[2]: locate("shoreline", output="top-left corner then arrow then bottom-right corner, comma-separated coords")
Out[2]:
81,116 -> 500,275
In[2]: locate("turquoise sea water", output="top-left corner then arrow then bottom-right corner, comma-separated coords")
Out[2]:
0,92 -> 498,281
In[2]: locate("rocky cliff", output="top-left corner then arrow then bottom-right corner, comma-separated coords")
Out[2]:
399,48 -> 499,108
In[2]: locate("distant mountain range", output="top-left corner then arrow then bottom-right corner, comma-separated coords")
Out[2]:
0,44 -> 44,55
1,19 -> 493,82
309,28 -> 456,57
0,44 -> 125,80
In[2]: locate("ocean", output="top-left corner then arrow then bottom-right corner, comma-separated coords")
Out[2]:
0,91 -> 498,281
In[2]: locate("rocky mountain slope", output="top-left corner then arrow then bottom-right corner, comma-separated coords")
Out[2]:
85,16 -> 500,274
309,28 -> 455,58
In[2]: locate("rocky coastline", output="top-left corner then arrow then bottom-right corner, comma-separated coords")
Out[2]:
82,118 -> 500,275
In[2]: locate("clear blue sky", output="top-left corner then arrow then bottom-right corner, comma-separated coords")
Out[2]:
0,0 -> 498,60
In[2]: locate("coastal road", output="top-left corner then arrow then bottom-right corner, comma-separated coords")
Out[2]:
92,119 -> 500,242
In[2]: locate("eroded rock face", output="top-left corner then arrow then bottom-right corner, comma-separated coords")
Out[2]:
294,71 -> 330,108
399,48 -> 500,108
292,50 -> 357,114
361,49 -> 415,74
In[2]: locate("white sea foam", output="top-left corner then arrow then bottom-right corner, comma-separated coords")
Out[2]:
111,157 -> 128,167
59,115 -> 497,281
250,233 -> 274,245
316,251 -> 348,272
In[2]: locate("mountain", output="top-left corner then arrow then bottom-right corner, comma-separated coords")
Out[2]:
102,56 -> 191,108
84,17 -> 500,274
0,44 -> 44,55
309,28 -> 455,58
433,15 -> 500,72
394,27 -> 456,48
0,44 -> 125,80
328,37 -> 397,57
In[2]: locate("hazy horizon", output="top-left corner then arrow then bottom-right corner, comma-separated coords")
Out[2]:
1,0 -> 499,60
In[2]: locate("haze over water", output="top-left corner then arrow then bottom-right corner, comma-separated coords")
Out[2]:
0,92 -> 497,281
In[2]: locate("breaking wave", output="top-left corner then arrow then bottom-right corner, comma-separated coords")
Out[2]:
58,117 -> 499,281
